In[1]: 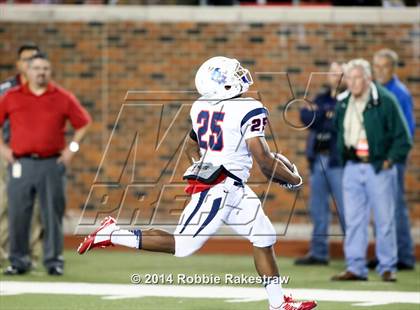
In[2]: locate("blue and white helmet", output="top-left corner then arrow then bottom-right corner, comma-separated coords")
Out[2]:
195,56 -> 253,100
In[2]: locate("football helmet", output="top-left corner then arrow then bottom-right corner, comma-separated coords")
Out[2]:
195,56 -> 253,100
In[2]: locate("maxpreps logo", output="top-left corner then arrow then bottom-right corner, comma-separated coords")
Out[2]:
75,71 -> 344,236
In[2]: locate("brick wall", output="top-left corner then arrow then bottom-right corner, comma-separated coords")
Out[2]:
0,11 -> 419,230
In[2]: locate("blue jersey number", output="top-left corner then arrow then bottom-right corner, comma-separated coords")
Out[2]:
250,117 -> 268,132
196,111 -> 225,151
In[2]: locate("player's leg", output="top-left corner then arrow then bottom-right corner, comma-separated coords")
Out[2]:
228,188 -> 283,308
139,229 -> 175,254
109,226 -> 175,254
253,246 -> 279,277
138,182 -> 239,257
173,182 -> 239,257
253,246 -> 284,310
253,245 -> 317,309
227,185 -> 316,309
78,180 -> 236,256
226,185 -> 281,306
78,188 -> 209,254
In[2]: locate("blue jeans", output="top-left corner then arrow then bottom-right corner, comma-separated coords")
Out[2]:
395,163 -> 415,266
343,162 -> 397,277
309,155 -> 345,261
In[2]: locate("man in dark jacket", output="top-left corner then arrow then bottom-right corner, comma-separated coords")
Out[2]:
331,59 -> 411,282
0,43 -> 42,268
373,48 -> 416,270
295,62 -> 346,266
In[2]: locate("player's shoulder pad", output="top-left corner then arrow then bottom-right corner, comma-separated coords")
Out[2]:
235,97 -> 268,115
239,96 -> 264,107
236,97 -> 268,115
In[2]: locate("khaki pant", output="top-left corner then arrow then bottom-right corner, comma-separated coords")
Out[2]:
0,159 -> 43,268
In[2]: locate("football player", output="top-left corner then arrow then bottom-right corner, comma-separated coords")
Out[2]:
78,56 -> 317,310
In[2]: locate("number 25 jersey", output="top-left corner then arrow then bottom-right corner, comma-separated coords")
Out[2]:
190,96 -> 268,182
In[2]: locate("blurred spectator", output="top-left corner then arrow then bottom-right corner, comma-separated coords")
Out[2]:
331,59 -> 411,282
371,48 -> 415,270
295,62 -> 346,266
0,43 -> 43,269
0,52 -> 91,276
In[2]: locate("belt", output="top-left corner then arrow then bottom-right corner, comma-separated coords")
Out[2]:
317,150 -> 330,155
355,156 -> 369,163
233,180 -> 244,188
14,153 -> 60,160
344,147 -> 369,163
224,170 -> 243,188
350,157 -> 370,164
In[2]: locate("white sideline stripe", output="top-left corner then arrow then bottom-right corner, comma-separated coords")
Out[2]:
1,281 -> 420,307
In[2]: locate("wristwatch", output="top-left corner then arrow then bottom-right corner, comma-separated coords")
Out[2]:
69,141 -> 80,153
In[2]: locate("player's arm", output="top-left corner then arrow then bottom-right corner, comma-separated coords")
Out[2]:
185,129 -> 200,164
246,136 -> 301,185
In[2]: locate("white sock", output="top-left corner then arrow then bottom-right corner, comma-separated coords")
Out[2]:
110,229 -> 142,249
265,278 -> 284,309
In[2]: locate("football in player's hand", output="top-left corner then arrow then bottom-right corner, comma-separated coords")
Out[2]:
272,152 -> 294,172
272,152 -> 303,190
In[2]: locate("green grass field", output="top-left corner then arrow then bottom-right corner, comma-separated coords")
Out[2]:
1,250 -> 419,310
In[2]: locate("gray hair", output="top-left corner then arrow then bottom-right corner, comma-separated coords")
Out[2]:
374,48 -> 399,68
344,58 -> 372,79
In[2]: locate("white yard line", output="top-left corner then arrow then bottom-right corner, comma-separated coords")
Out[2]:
1,281 -> 419,307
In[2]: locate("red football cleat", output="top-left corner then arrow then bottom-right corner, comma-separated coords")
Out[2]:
77,216 -> 118,254
270,295 -> 317,310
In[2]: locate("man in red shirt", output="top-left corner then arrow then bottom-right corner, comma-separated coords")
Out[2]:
0,52 -> 91,275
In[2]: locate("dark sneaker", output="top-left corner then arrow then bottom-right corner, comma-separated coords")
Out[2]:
3,265 -> 27,275
48,266 -> 64,276
294,255 -> 328,266
382,271 -> 397,282
367,258 -> 379,270
331,271 -> 367,281
396,262 -> 414,271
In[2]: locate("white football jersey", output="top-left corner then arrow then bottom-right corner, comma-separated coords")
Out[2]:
190,96 -> 268,182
